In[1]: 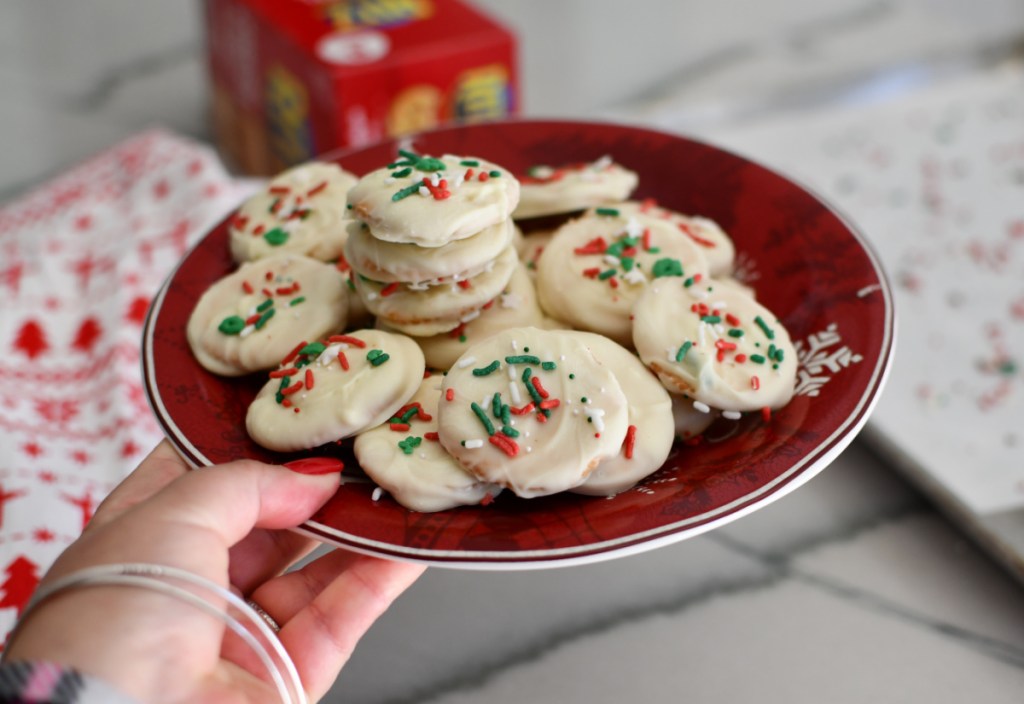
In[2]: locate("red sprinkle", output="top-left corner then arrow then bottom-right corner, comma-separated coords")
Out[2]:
535,412 -> 548,423
424,431 -> 440,441
489,433 -> 519,457
751,375 -> 761,390
282,399 -> 292,408
305,369 -> 314,390
231,215 -> 249,230
582,267 -> 602,279
530,376 -> 550,399
389,423 -> 411,432
726,313 -> 741,327
335,254 -> 351,272
457,279 -> 472,290
306,181 -> 328,197
380,282 -> 400,297
574,237 -> 608,255
761,406 -> 772,422
735,354 -> 747,363
608,276 -> 619,289
265,271 -> 274,282
480,492 -> 495,506
448,323 -> 467,339
253,224 -> 266,237
680,222 -> 716,248
538,399 -> 560,410
715,340 -> 738,351
327,335 -> 367,348
422,177 -> 451,200
269,186 -> 291,195
624,425 -> 637,459
281,381 -> 304,396
242,281 -> 254,294
477,172 -> 490,182
261,288 -> 273,298
245,313 -> 262,325
293,407 -> 301,414
337,350 -> 350,370
445,388 -> 455,402
509,403 -> 535,415
280,341 -> 307,366
642,228 -> 652,251
464,168 -> 475,180
269,367 -> 300,379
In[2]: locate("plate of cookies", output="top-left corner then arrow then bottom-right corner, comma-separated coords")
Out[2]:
143,119 -> 894,569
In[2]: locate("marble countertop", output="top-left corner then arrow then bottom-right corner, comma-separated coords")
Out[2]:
3,1 -> 1024,702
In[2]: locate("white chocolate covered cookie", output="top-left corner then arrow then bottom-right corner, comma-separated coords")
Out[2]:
187,254 -> 348,376
632,279 -> 797,412
229,162 -> 358,263
610,200 -> 735,277
518,229 -> 555,278
246,329 -> 424,452
355,377 -> 503,512
347,152 -> 520,247
513,156 -> 638,220
344,216 -> 514,284
437,327 -> 629,498
354,245 -> 518,336
399,264 -> 551,370
536,208 -> 710,346
671,394 -> 715,440
566,332 -> 674,497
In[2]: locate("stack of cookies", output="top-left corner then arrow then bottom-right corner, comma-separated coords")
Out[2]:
344,150 -> 523,337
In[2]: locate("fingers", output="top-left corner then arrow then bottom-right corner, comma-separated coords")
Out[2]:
88,440 -> 190,529
228,528 -> 321,595
276,555 -> 425,701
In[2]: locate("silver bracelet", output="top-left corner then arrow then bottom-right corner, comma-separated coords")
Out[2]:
13,563 -> 307,704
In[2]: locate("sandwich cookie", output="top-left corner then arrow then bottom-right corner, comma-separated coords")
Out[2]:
514,156 -> 638,220
566,332 -> 674,497
246,329 -> 424,452
536,208 -> 710,347
347,152 -> 520,247
355,376 -> 503,512
437,327 -> 629,498
229,161 -> 358,263
632,278 -> 797,412
187,254 -> 348,376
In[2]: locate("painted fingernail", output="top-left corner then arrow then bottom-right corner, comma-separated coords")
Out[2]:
283,457 -> 345,475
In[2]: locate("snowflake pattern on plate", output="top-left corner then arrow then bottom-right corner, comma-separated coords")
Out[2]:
795,323 -> 864,397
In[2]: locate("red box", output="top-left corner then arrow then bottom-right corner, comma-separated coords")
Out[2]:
204,0 -> 519,175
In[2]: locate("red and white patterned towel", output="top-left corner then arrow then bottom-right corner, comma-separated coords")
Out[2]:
0,130 -> 251,644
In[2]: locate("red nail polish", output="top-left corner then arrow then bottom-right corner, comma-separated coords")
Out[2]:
283,457 -> 345,475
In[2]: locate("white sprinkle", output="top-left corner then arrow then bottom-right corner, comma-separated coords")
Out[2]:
371,487 -> 384,501
699,324 -> 707,347
688,287 -> 709,300
430,171 -> 441,187
366,292 -> 378,301
523,430 -> 530,438
511,340 -> 518,351
482,394 -> 493,411
603,254 -> 620,267
693,401 -> 711,414
509,380 -> 522,405
573,409 -> 579,416
623,268 -> 646,285
624,216 -> 644,238
526,446 -> 533,453
464,439 -> 485,449
407,281 -> 430,291
457,356 -> 477,369
712,301 -> 728,309
591,154 -> 612,170
383,177 -> 396,185
560,354 -> 566,361
418,186 -> 430,197
239,325 -> 256,338
500,292 -> 522,309
588,407 -> 606,432
319,344 -> 343,366
666,347 -> 677,362
460,309 -> 481,323
722,410 -> 742,420
419,452 -> 427,459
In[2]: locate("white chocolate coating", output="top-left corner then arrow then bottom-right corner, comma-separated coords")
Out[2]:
406,264 -> 550,370
518,229 -> 555,279
355,377 -> 502,512
566,332 -> 674,497
671,393 -> 715,440
437,327 -> 629,499
344,216 -> 513,284
246,329 -> 424,452
354,245 -> 518,334
347,154 -> 520,247
229,162 -> 358,263
513,157 -> 638,220
186,254 -> 348,376
609,201 -> 735,277
536,210 -> 710,347
632,279 -> 797,412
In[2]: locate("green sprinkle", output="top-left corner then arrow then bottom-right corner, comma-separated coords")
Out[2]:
568,373 -> 575,379
289,296 -> 306,307
367,349 -> 390,366
541,361 -> 557,371
652,258 -> 684,278
595,207 -> 620,217
773,363 -> 780,370
1000,360 -> 1017,375
754,315 -> 776,340
300,342 -> 327,357
524,347 -> 530,353
598,269 -> 617,280
581,396 -> 588,403
768,344 -> 777,360
470,402 -> 496,435
346,203 -> 354,210
492,392 -> 503,420
398,149 -> 420,161
728,328 -> 744,338
398,436 -> 422,455
620,256 -> 635,271
346,278 -> 356,291
683,276 -> 696,287
276,375 -> 292,403
505,355 -> 541,365
751,354 -> 767,364
254,308 -> 275,329
398,406 -> 419,423
459,334 -> 467,343
501,403 -> 511,425
392,183 -> 422,202
488,170 -> 501,177
676,341 -> 692,362
501,425 -> 520,438
218,316 -> 245,335
521,367 -> 532,384
391,167 -> 412,178
263,228 -> 289,246
701,315 -> 722,324
648,247 -> 661,254
460,159 -> 480,167
472,360 -> 501,376
774,347 -> 785,362
257,298 -> 274,312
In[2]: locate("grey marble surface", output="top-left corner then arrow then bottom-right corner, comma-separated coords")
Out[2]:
3,2 -> 1024,702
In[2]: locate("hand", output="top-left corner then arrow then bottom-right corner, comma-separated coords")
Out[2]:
4,441 -> 425,703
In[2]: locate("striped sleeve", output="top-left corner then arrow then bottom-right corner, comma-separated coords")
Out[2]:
0,661 -> 138,704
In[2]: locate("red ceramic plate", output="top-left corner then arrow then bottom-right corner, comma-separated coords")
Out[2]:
143,119 -> 894,569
